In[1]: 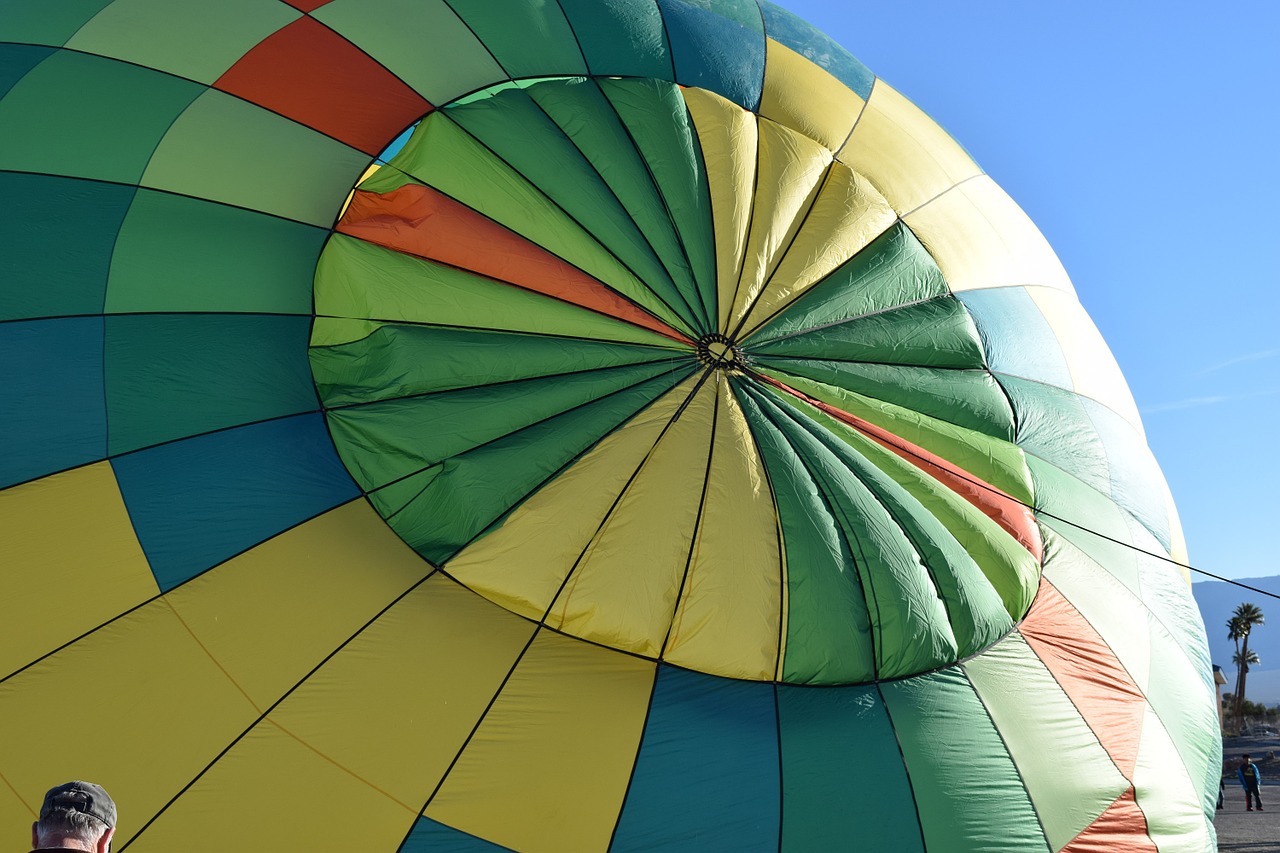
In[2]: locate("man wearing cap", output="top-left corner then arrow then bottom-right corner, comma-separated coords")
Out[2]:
30,782 -> 115,853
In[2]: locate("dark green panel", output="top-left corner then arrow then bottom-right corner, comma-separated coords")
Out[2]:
777,685 -> 923,852
999,374 -> 1110,494
558,0 -> 672,80
756,360 -> 1017,441
0,43 -> 54,100
0,0 -> 113,46
0,172 -> 135,320
746,223 -> 949,345
105,314 -> 319,454
106,189 -> 325,315
882,668 -> 1050,853
445,0 -> 587,79
0,50 -> 203,183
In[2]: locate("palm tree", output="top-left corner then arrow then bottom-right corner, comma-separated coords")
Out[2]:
1230,603 -> 1265,729
1228,614 -> 1247,727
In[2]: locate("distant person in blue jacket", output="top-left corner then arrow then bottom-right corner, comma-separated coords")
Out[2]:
1239,754 -> 1264,811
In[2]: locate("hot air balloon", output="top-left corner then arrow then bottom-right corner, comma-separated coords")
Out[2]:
1,1 -> 1220,851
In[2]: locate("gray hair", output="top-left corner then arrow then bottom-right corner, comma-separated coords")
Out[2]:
36,807 -> 109,848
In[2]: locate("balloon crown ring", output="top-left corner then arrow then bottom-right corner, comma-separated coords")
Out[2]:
695,333 -> 744,371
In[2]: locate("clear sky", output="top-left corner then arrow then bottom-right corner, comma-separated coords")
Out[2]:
782,0 -> 1280,583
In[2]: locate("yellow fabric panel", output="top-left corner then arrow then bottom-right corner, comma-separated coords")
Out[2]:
340,162 -> 382,217
0,462 -> 158,678
727,118 -> 833,335
1025,285 -> 1144,434
544,379 -> 715,657
759,38 -> 864,152
738,161 -> 896,338
904,175 -> 1074,295
446,377 -> 694,624
664,375 -> 782,680
0,784 -> 33,845
129,574 -> 535,852
165,499 -> 429,708
426,629 -> 655,853
0,599 -> 260,849
1131,705 -> 1212,851
683,87 -> 757,335
837,79 -> 981,215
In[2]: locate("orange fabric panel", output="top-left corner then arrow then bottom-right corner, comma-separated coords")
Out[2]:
1020,579 -> 1147,779
760,375 -> 1042,561
215,17 -> 431,155
338,183 -> 692,344
1059,788 -> 1156,853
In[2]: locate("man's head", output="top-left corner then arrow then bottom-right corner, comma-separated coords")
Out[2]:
1244,753 -> 1252,762
31,782 -> 115,852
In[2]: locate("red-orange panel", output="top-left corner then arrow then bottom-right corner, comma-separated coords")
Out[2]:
1059,788 -> 1156,853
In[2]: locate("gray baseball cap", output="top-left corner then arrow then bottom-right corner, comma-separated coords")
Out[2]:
40,781 -> 116,829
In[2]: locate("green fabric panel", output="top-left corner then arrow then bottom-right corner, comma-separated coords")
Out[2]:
105,189 -> 323,314
882,668 -> 1050,853
385,112 -> 693,335
755,359 -> 1017,441
558,0 -> 672,80
750,297 -> 986,369
999,374 -> 1111,496
140,89 -> 368,227
445,0 -> 587,79
1077,396 -> 1172,551
733,382 -> 875,684
325,359 -> 686,490
768,387 -> 1018,656
313,0 -> 505,105
445,83 -> 701,332
313,234 -> 680,349
365,464 -> 442,522
747,223 -> 949,344
312,323 -> 688,408
598,78 -> 717,330
957,287 -> 1071,389
739,384 -> 958,680
0,50 -> 203,183
0,44 -> 54,100
0,0 -> 112,46
777,685 -> 924,852
357,369 -> 693,564
105,314 -> 318,454
764,370 -> 1034,505
527,79 -> 705,331
0,172 -> 135,321
65,0 -> 299,83
965,633 -> 1128,849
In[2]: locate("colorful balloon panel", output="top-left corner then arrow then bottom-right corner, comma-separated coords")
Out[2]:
0,2 -> 1219,852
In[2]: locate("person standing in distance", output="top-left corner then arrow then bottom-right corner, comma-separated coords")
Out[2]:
1239,753 -> 1264,812
30,782 -> 115,852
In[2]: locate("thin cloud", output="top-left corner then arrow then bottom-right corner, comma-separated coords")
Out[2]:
1194,348 -> 1280,377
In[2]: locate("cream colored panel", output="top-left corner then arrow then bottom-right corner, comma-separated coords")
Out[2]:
904,176 -> 1074,295
838,79 -> 981,215
738,161 -> 896,337
0,462 -> 158,677
684,87 -> 757,334
759,38 -> 864,152
664,377 -> 782,680
1132,706 -> 1212,852
167,500 -> 429,707
427,629 -> 655,853
1026,285 -> 1144,434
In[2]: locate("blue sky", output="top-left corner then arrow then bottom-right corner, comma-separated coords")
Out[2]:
784,1 -> 1280,584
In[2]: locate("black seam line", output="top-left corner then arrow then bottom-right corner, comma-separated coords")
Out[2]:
721,112 -> 763,335
320,354 -> 690,416
657,370 -> 722,660
833,74 -> 873,155
745,0 -> 767,115
988,367 -> 1144,450
363,365 -> 693,517
749,354 -> 991,374
726,155 -> 836,343
550,0 -> 594,73
876,679 -> 931,852
772,680 -> 784,853
590,76 -> 714,336
604,660 -> 662,853
0,494 -> 369,688
741,383 -> 885,680
345,159 -> 693,342
955,665 -> 1054,852
3,310 -> 317,328
420,366 -> 699,567
434,107 -> 703,337
438,0 -> 520,83
896,172 -> 988,222
530,367 -> 717,628
653,0 -> 679,95
679,90 -> 718,333
120,560 -> 444,851
745,292 -> 960,348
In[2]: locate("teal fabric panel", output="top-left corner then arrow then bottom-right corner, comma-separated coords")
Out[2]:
957,287 -> 1072,387
882,668 -> 1050,853
611,666 -> 779,852
0,172 -> 135,320
658,0 -> 765,110
0,0 -> 113,47
0,317 -> 105,488
445,0 -> 586,79
760,2 -> 875,98
400,816 -> 515,852
111,413 -> 359,592
104,314 -> 319,455
0,43 -> 54,99
559,0 -> 672,80
777,684 -> 923,852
